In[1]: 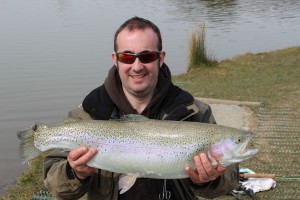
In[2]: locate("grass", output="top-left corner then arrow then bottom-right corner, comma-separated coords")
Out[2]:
2,46 -> 300,199
188,23 -> 217,71
2,154 -> 45,200
176,47 -> 300,113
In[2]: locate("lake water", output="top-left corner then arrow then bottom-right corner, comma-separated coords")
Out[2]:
1,0 -> 300,195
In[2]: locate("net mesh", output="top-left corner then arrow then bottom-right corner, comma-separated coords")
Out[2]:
30,188 -> 57,200
245,106 -> 300,199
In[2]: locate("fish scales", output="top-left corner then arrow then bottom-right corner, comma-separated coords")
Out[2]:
42,120 -> 202,178
18,114 -> 258,180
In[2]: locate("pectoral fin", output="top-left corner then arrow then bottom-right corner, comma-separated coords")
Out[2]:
118,174 -> 138,194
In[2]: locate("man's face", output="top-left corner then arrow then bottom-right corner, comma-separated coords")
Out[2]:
112,28 -> 166,98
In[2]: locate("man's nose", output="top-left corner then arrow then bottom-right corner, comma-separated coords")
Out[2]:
131,58 -> 144,71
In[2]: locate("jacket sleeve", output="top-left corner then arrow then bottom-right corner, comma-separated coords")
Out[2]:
43,105 -> 93,199
191,164 -> 239,198
43,150 -> 91,200
188,99 -> 240,198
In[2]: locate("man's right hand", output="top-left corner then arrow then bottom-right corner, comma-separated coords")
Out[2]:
67,146 -> 98,180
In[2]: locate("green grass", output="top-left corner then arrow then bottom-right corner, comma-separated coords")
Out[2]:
2,154 -> 45,200
175,47 -> 300,113
2,46 -> 300,199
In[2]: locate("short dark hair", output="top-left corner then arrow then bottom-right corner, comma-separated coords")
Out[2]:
114,16 -> 162,52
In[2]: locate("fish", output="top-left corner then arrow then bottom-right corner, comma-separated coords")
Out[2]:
17,114 -> 258,194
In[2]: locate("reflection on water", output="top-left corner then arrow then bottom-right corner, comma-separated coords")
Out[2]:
0,0 -> 300,195
170,0 -> 300,55
170,0 -> 239,24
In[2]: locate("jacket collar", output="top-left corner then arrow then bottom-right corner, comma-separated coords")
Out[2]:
104,63 -> 172,117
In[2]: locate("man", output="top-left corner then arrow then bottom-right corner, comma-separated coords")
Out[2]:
44,16 -> 239,200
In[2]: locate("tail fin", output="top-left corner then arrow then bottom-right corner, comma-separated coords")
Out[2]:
17,124 -> 41,164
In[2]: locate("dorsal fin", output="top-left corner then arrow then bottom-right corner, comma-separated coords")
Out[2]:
63,117 -> 81,124
119,114 -> 149,122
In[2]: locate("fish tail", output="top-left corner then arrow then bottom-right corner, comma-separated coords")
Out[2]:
17,124 -> 41,164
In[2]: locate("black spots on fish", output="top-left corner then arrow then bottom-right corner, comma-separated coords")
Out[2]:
176,151 -> 185,160
156,153 -> 164,159
196,147 -> 204,152
187,152 -> 194,159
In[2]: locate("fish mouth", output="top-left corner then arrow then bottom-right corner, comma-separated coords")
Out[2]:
239,136 -> 251,154
238,135 -> 259,158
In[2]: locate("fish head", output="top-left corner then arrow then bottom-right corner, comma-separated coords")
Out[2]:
208,130 -> 259,167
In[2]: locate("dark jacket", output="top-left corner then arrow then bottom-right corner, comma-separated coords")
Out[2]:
43,64 -> 239,200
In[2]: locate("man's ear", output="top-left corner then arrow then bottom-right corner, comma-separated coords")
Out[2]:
159,51 -> 166,67
112,52 -> 118,66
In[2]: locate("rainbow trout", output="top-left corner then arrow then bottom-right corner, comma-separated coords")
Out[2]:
18,114 -> 258,193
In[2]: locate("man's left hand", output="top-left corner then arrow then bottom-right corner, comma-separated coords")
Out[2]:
185,152 -> 225,185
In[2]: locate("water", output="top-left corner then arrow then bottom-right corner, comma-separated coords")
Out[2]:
0,0 -> 299,195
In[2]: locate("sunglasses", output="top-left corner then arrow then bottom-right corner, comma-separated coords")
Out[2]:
116,51 -> 161,64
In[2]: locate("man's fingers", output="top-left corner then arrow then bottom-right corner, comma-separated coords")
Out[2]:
194,154 -> 203,170
216,164 -> 226,173
194,153 -> 209,176
188,152 -> 226,184
68,146 -> 89,161
68,146 -> 98,167
185,166 -> 199,182
199,153 -> 212,170
73,148 -> 98,166
192,154 -> 212,183
66,146 -> 98,180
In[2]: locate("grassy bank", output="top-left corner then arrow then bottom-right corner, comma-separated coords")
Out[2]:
2,155 -> 45,199
175,46 -> 300,113
2,46 -> 300,199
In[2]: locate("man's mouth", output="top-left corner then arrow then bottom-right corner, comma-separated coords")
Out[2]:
130,74 -> 146,79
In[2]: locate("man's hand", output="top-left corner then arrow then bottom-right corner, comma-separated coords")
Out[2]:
185,153 -> 225,185
67,146 -> 98,180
